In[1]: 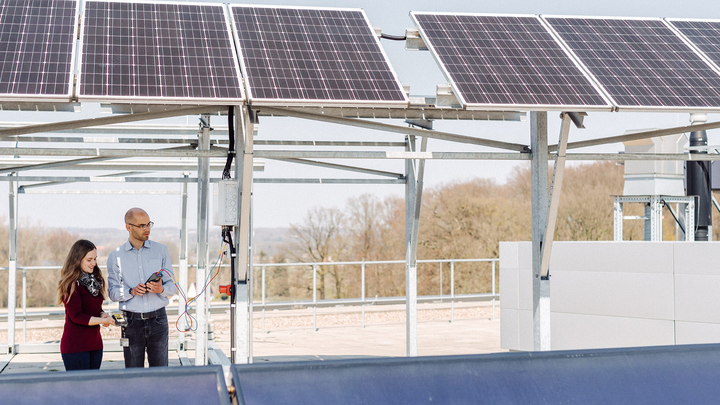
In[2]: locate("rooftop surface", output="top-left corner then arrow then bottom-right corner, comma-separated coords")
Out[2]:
0,301 -> 502,374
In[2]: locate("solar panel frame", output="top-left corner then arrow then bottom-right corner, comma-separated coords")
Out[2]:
542,14 -> 720,113
409,11 -> 613,112
0,0 -> 79,102
664,18 -> 720,75
229,4 -> 409,108
76,0 -> 245,105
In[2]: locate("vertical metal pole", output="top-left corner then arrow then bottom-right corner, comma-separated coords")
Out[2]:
613,198 -> 623,241
405,135 -> 418,357
361,263 -> 366,328
531,112 -> 550,351
312,264 -> 317,331
248,187 -> 254,364
361,262 -> 366,329
234,106 -> 254,364
261,265 -> 266,335
195,117 -> 211,366
7,175 -> 18,354
439,262 -> 442,302
450,260 -> 455,324
178,176 -> 189,350
22,267 -> 26,343
491,260 -> 496,320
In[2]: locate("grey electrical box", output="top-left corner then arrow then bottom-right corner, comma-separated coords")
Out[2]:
214,180 -> 238,226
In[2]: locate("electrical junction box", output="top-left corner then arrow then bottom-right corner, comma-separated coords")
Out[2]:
214,180 -> 238,226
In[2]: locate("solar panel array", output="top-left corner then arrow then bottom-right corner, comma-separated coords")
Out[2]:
5,2 -> 720,112
543,16 -> 720,110
0,0 -> 77,100
667,19 -> 720,69
79,1 -> 244,103
411,13 -> 611,110
230,5 -> 408,106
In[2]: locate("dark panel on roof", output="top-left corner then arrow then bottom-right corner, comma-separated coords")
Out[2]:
79,1 -> 243,103
411,13 -> 611,110
544,16 -> 720,110
0,0 -> 77,99
230,6 -> 408,106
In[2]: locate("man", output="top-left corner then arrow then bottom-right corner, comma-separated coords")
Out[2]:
107,207 -> 177,367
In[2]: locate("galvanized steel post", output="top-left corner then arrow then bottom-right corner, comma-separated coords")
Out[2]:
195,116 -> 211,365
531,112 -> 550,351
7,175 -> 17,354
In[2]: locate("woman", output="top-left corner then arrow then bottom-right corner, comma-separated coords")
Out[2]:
57,239 -> 115,371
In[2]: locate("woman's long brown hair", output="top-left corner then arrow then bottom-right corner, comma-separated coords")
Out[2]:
56,239 -> 106,305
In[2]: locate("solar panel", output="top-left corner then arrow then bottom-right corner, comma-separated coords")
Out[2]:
666,19 -> 720,70
410,12 -> 611,111
0,0 -> 78,101
543,16 -> 720,111
229,5 -> 409,107
78,1 -> 244,104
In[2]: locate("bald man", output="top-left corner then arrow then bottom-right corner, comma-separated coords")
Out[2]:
107,208 -> 177,367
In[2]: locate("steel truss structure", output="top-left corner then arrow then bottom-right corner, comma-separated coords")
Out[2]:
3,103 -> 719,364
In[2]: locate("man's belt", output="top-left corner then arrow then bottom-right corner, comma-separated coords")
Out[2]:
123,307 -> 165,320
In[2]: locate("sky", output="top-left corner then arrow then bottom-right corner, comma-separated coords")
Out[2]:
0,0 -> 718,234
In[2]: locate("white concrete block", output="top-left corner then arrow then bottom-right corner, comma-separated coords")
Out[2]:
500,308 -> 519,351
517,267 -> 533,311
674,243 -> 720,275
518,309 -> 534,352
517,242 -> 532,270
551,312 -> 675,350
499,242 -> 518,270
675,274 -> 720,323
675,321 -> 720,345
499,267 -> 519,310
552,270 -> 674,320
549,242 -> 673,274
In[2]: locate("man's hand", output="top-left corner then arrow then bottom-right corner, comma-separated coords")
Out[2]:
130,283 -> 147,296
145,281 -> 164,294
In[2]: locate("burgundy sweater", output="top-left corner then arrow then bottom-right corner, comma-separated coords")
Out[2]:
61,282 -> 104,354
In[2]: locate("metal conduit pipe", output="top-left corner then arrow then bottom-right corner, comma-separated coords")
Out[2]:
687,113 -> 712,241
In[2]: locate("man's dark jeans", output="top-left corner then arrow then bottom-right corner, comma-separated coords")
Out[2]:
123,307 -> 169,367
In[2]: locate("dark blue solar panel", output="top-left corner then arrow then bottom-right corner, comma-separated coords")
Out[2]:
544,16 -> 720,110
668,19 -> 720,69
230,5 -> 408,106
79,1 -> 244,103
0,0 -> 77,99
411,13 -> 610,110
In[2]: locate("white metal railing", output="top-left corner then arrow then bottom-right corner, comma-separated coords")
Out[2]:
0,258 -> 499,339
252,258 -> 498,333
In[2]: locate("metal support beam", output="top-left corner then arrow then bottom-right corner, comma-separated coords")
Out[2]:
540,113 -> 572,278
530,112 -> 550,352
7,174 -> 18,354
550,120 -> 720,152
234,107 -> 254,364
0,105 -> 225,139
268,158 -> 404,178
0,147 -> 224,158
178,176 -> 189,352
195,117 -> 211,366
258,106 -> 529,152
404,135 -> 418,357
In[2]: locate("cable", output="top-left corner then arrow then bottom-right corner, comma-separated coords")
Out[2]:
160,241 -> 228,332
222,105 -> 235,180
381,33 -> 407,41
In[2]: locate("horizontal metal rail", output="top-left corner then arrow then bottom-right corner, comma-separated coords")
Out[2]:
1,258 -> 499,334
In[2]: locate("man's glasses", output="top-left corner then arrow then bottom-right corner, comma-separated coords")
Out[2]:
128,221 -> 154,230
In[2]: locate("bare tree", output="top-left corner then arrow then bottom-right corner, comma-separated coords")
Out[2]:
281,206 -> 347,299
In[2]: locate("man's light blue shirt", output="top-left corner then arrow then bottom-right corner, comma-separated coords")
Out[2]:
107,239 -> 177,313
